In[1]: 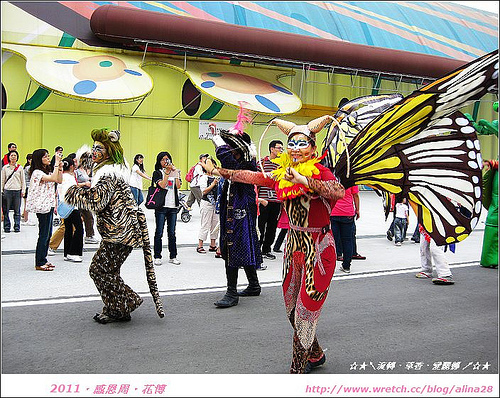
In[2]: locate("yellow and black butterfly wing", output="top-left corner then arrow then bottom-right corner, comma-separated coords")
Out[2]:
342,112 -> 482,245
403,115 -> 483,245
321,93 -> 404,168
334,49 -> 498,245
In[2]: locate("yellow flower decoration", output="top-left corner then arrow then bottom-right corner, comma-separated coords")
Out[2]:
270,152 -> 322,199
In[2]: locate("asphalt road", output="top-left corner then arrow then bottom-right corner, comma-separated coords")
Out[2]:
2,264 -> 497,375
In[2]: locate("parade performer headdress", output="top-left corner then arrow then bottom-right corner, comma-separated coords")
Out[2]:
220,102 -> 257,162
272,115 -> 333,143
90,128 -> 125,172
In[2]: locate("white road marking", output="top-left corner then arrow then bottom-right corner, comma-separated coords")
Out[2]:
1,262 -> 479,308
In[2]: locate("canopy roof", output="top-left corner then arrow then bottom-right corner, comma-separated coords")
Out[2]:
2,1 -> 497,108
10,1 -> 497,62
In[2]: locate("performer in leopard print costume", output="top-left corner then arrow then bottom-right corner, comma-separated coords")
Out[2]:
205,112 -> 344,373
65,128 -> 164,324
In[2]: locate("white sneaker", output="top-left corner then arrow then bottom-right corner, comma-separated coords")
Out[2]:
48,248 -> 56,256
85,236 -> 100,244
169,258 -> 181,266
154,258 -> 162,266
67,254 -> 83,262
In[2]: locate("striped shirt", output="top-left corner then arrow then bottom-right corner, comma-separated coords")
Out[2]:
257,156 -> 279,202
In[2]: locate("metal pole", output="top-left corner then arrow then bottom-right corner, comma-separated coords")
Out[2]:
172,92 -> 201,118
131,96 -> 147,116
141,42 -> 149,65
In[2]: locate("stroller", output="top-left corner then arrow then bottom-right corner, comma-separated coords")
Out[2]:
177,192 -> 191,223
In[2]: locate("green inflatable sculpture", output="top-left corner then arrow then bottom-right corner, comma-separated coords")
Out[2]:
481,159 -> 498,268
468,102 -> 499,268
465,101 -> 498,137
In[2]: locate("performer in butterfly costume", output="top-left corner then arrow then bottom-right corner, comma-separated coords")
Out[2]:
205,50 -> 498,373
465,101 -> 498,268
480,159 -> 498,268
206,112 -> 345,373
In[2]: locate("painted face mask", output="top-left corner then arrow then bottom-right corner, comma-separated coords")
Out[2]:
287,139 -> 311,150
92,142 -> 107,164
286,133 -> 316,164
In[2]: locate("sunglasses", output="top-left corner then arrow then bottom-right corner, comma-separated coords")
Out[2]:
287,139 -> 311,150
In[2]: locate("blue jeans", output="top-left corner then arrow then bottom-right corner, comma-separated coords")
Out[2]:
130,187 -> 144,206
336,220 -> 359,256
411,225 -> 420,242
35,210 -> 54,267
3,189 -> 22,232
330,215 -> 355,270
154,207 -> 178,259
394,217 -> 408,243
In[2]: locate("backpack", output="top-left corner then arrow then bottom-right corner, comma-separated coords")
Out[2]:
185,163 -> 198,183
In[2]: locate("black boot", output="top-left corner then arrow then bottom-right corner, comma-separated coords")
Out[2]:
304,337 -> 326,373
215,266 -> 239,307
214,288 -> 239,307
237,266 -> 261,296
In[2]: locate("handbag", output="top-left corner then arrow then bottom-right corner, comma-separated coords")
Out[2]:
145,185 -> 166,210
26,170 -> 56,214
56,195 -> 75,219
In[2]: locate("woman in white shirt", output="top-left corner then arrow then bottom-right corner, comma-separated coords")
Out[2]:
26,148 -> 63,271
393,196 -> 409,246
130,154 -> 151,206
58,157 -> 85,262
151,151 -> 181,266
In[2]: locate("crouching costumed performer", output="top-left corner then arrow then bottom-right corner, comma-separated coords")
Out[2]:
205,113 -> 344,373
65,128 -> 165,323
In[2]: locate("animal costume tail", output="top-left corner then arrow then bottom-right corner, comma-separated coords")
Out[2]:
137,210 -> 165,318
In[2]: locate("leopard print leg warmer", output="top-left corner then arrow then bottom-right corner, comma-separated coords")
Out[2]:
89,241 -> 143,319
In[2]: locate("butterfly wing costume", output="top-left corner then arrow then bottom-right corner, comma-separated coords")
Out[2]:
323,49 -> 498,246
